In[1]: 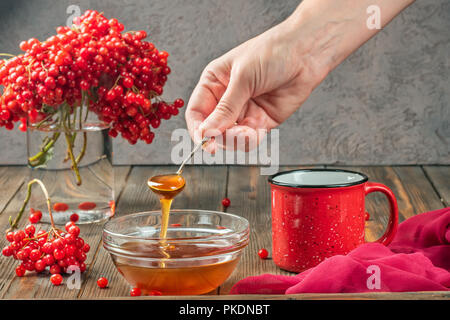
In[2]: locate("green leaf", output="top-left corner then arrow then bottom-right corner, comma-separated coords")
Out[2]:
28,145 -> 54,169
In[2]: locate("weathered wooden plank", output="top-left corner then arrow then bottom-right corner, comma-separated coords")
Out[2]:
78,165 -> 228,298
220,165 -> 321,294
86,291 -> 450,300
0,167 -> 27,215
423,166 -> 450,207
0,166 -> 131,299
392,166 -> 444,215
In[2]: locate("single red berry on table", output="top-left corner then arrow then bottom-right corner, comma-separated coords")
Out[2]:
50,273 -> 63,286
222,198 -> 231,207
97,277 -> 108,288
258,248 -> 269,259
130,287 -> 141,297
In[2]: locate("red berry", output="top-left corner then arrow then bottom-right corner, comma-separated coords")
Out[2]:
35,259 -> 46,272
29,213 -> 41,224
2,246 -> 13,257
43,254 -> 55,266
68,225 -> 80,237
174,98 -> 184,108
29,249 -> 41,261
53,202 -> 69,212
25,224 -> 36,236
82,243 -> 90,253
6,232 -> 15,242
221,198 -> 231,207
74,237 -> 85,248
50,273 -> 63,286
53,249 -> 65,260
44,76 -> 56,90
65,221 -> 76,231
78,201 -> 96,210
15,265 -> 26,277
130,287 -> 141,296
13,230 -> 26,242
97,277 -> 108,288
34,210 -> 43,219
50,264 -> 61,274
53,238 -> 65,250
42,242 -> 54,254
64,233 -> 76,244
70,213 -> 79,222
122,77 -> 133,88
258,248 -> 269,259
64,244 -> 76,256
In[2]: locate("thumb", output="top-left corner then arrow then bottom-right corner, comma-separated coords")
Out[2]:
199,73 -> 249,137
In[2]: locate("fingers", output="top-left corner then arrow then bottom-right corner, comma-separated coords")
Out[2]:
217,124 -> 267,152
185,84 -> 217,145
198,70 -> 250,137
185,63 -> 228,145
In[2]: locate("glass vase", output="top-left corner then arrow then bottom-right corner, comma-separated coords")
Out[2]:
27,122 -> 114,225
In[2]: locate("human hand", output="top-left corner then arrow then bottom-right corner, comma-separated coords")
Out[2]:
185,0 -> 415,152
185,16 -> 328,152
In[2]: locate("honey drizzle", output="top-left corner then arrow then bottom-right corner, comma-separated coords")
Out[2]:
147,174 -> 186,266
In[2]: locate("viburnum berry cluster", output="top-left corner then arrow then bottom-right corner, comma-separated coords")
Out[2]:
2,179 -> 89,282
0,10 -> 184,183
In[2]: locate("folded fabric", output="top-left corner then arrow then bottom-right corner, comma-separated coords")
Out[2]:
230,207 -> 450,294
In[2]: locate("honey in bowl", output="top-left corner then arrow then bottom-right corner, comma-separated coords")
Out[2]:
103,210 -> 249,296
114,242 -> 240,295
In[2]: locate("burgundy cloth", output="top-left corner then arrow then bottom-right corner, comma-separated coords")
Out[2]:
231,207 -> 450,294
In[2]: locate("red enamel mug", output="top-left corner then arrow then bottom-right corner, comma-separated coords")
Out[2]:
268,169 -> 398,272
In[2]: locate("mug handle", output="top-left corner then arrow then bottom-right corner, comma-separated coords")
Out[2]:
364,182 -> 399,245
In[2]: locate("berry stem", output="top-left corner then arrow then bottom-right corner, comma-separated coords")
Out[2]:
75,94 -> 88,165
75,132 -> 87,165
61,106 -> 82,185
64,131 -> 82,186
28,132 -> 61,166
8,179 -> 56,231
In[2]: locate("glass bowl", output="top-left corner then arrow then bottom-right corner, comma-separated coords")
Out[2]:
103,209 -> 250,295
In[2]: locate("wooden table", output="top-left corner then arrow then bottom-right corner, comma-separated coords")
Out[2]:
0,165 -> 448,300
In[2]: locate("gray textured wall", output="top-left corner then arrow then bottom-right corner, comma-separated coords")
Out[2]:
0,0 -> 448,165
